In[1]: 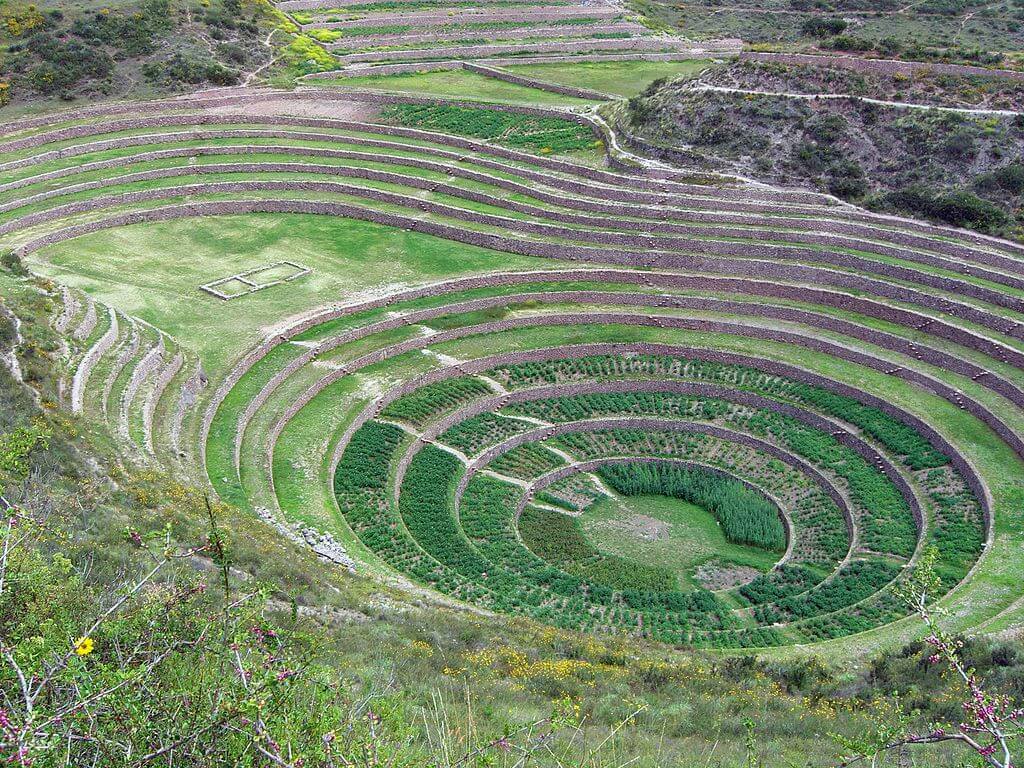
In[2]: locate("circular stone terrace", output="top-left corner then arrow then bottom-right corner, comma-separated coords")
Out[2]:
9,87 -> 1024,653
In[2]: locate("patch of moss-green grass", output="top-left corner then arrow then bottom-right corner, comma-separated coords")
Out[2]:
504,59 -> 713,97
580,492 -> 780,591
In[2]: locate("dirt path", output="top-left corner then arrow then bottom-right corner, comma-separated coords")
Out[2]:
686,83 -> 1023,116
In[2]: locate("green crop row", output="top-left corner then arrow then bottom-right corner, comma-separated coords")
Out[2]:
380,376 -> 493,427
518,504 -> 677,592
438,412 -> 536,455
382,104 -> 601,153
488,442 -> 566,479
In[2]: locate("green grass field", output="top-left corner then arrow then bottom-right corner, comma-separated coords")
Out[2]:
26,214 -> 555,376
9,1 -> 1024,763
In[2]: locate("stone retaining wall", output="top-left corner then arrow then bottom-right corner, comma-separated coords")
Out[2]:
171,364 -> 207,456
71,298 -> 97,342
9,180 -> 1024,316
330,341 -> 992,530
319,51 -> 739,78
335,37 -> 704,65
53,286 -> 79,335
103,321 -> 140,417
17,196 -> 1024,358
462,62 -> 613,100
119,336 -> 164,441
303,6 -> 622,30
70,306 -> 118,414
439,380 -> 894,533
0,127 -> 835,215
143,352 -> 184,454
12,103 -> 1023,253
16,158 -> 1019,286
0,106 -> 868,208
240,287 -> 1024,459
279,0 -> 536,9
326,24 -> 638,51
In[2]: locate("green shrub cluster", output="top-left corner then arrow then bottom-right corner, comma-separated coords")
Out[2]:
509,388 -> 917,557
867,185 -> 1011,233
489,442 -> 566,479
754,559 -> 902,624
518,503 -> 677,592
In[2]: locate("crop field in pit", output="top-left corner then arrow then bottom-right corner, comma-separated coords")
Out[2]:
7,58 -> 1024,657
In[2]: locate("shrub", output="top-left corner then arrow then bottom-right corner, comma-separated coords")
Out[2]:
801,17 -> 848,36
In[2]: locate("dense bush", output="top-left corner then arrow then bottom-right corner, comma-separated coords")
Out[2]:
25,33 -> 114,95
624,73 -> 1024,238
0,0 -> 258,103
143,52 -> 240,87
801,17 -> 848,36
518,503 -> 677,592
439,412 -> 535,455
70,0 -> 171,56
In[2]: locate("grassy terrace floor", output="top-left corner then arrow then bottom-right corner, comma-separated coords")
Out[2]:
26,214 -> 557,376
315,68 -> 602,107
579,493 -> 781,590
28,215 -> 1024,655
504,59 -> 714,96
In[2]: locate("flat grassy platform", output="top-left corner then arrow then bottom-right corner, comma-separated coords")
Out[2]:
317,68 -> 599,107
580,492 -> 780,590
26,213 -> 556,376
504,59 -> 714,96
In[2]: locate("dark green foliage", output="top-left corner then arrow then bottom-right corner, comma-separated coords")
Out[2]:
70,0 -> 171,56
489,443 -> 565,480
754,559 -> 902,623
977,163 -> 1024,195
597,462 -> 787,552
623,72 -> 1024,238
739,563 -> 826,605
801,17 -> 848,36
824,34 -> 1005,66
25,33 -> 114,96
143,53 -> 240,87
0,0 -> 257,104
518,504 -> 677,592
438,413 -> 535,455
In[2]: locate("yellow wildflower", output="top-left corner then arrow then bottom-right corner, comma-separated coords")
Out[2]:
73,637 -> 94,656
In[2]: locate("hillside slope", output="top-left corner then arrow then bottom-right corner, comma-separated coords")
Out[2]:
619,59 -> 1024,238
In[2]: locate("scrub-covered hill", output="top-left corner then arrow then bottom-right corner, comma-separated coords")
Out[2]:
619,59 -> 1024,238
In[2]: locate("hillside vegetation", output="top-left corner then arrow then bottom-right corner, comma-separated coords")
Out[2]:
621,61 -> 1024,238
632,0 -> 1024,59
0,0 -> 272,107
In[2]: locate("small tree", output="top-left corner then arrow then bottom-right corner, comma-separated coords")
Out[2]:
835,546 -> 1023,767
